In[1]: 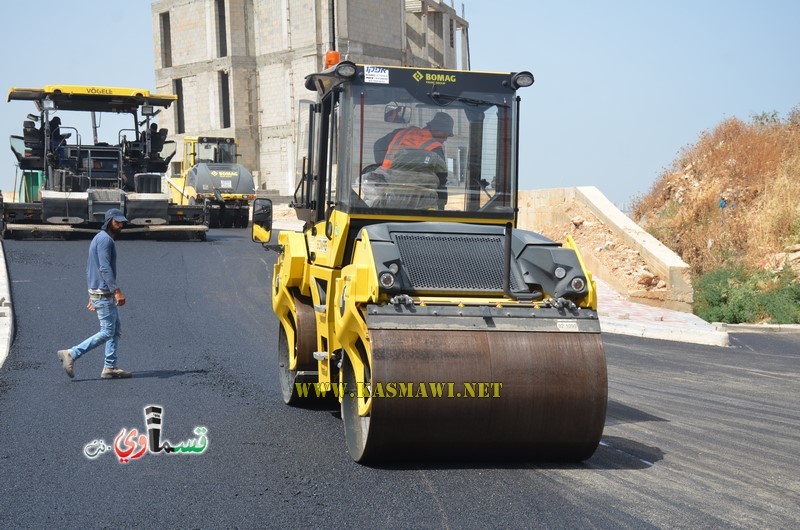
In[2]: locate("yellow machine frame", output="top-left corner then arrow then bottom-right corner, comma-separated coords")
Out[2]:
256,60 -> 607,463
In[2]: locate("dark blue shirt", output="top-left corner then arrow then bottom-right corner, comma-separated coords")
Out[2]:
86,230 -> 118,293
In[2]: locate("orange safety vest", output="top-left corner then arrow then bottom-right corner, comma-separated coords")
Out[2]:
380,127 -> 444,170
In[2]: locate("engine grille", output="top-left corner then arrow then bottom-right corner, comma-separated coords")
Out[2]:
394,233 -> 524,291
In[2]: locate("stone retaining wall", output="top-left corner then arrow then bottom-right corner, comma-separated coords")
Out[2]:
518,186 -> 694,312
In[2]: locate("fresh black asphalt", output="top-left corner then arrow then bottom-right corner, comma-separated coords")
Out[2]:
0,230 -> 798,528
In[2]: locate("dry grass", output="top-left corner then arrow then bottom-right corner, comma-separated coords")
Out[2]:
633,108 -> 800,275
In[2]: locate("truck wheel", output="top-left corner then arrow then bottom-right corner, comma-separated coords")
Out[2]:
208,210 -> 220,228
221,211 -> 233,228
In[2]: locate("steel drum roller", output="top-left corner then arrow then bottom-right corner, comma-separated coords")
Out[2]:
343,329 -> 607,462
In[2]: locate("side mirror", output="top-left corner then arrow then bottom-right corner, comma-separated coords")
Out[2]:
251,198 -> 273,243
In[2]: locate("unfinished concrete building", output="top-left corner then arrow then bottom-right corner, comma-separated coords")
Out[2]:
151,0 -> 470,195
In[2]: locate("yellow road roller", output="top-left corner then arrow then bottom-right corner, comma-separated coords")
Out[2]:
253,57 -> 607,463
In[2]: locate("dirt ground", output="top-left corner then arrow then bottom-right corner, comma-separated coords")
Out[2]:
272,204 -> 298,220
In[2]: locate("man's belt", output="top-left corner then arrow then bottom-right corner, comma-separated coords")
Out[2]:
89,292 -> 115,300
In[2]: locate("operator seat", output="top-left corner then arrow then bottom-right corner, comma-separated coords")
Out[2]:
370,147 -> 443,209
22,121 -> 44,152
149,128 -> 167,156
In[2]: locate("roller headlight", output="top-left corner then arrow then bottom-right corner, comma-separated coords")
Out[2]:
510,71 -> 534,89
554,266 -> 567,279
571,277 -> 586,291
378,272 -> 396,289
335,61 -> 357,78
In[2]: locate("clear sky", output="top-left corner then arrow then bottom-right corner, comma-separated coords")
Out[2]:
2,1 -> 798,207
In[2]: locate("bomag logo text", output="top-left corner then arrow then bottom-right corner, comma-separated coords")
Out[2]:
426,73 -> 456,83
414,71 -> 457,84
86,87 -> 113,95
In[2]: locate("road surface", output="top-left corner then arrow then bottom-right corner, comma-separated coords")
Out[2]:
0,230 -> 797,528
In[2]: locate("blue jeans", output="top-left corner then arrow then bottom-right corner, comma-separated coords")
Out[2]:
69,298 -> 121,368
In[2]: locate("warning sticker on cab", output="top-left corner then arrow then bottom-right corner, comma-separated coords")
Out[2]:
364,66 -> 389,84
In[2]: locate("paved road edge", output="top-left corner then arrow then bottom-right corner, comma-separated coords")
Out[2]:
725,323 -> 800,333
0,241 -> 14,368
601,317 -> 730,347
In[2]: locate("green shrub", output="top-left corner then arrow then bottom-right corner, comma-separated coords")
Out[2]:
694,266 -> 800,324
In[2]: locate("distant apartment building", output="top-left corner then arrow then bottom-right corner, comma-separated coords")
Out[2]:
151,0 -> 470,195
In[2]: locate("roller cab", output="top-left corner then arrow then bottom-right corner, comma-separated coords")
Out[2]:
253,58 -> 607,462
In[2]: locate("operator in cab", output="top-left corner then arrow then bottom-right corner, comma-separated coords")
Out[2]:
370,111 -> 453,210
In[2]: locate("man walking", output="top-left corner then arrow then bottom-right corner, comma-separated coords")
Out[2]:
57,208 -> 132,379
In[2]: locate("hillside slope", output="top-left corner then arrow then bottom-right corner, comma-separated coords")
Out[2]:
633,112 -> 800,273
631,108 -> 800,322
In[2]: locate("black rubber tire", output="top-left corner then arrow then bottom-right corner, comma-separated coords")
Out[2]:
238,211 -> 249,229
208,210 -> 220,229
221,211 -> 233,228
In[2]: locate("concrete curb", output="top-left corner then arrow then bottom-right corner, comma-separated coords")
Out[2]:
0,241 -> 14,368
600,317 -> 730,347
576,186 -> 693,298
725,323 -> 800,333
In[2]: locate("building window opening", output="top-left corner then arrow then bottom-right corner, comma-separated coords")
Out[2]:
219,71 -> 231,129
174,79 -> 185,134
160,12 -> 172,67
216,0 -> 228,58
449,19 -> 455,48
